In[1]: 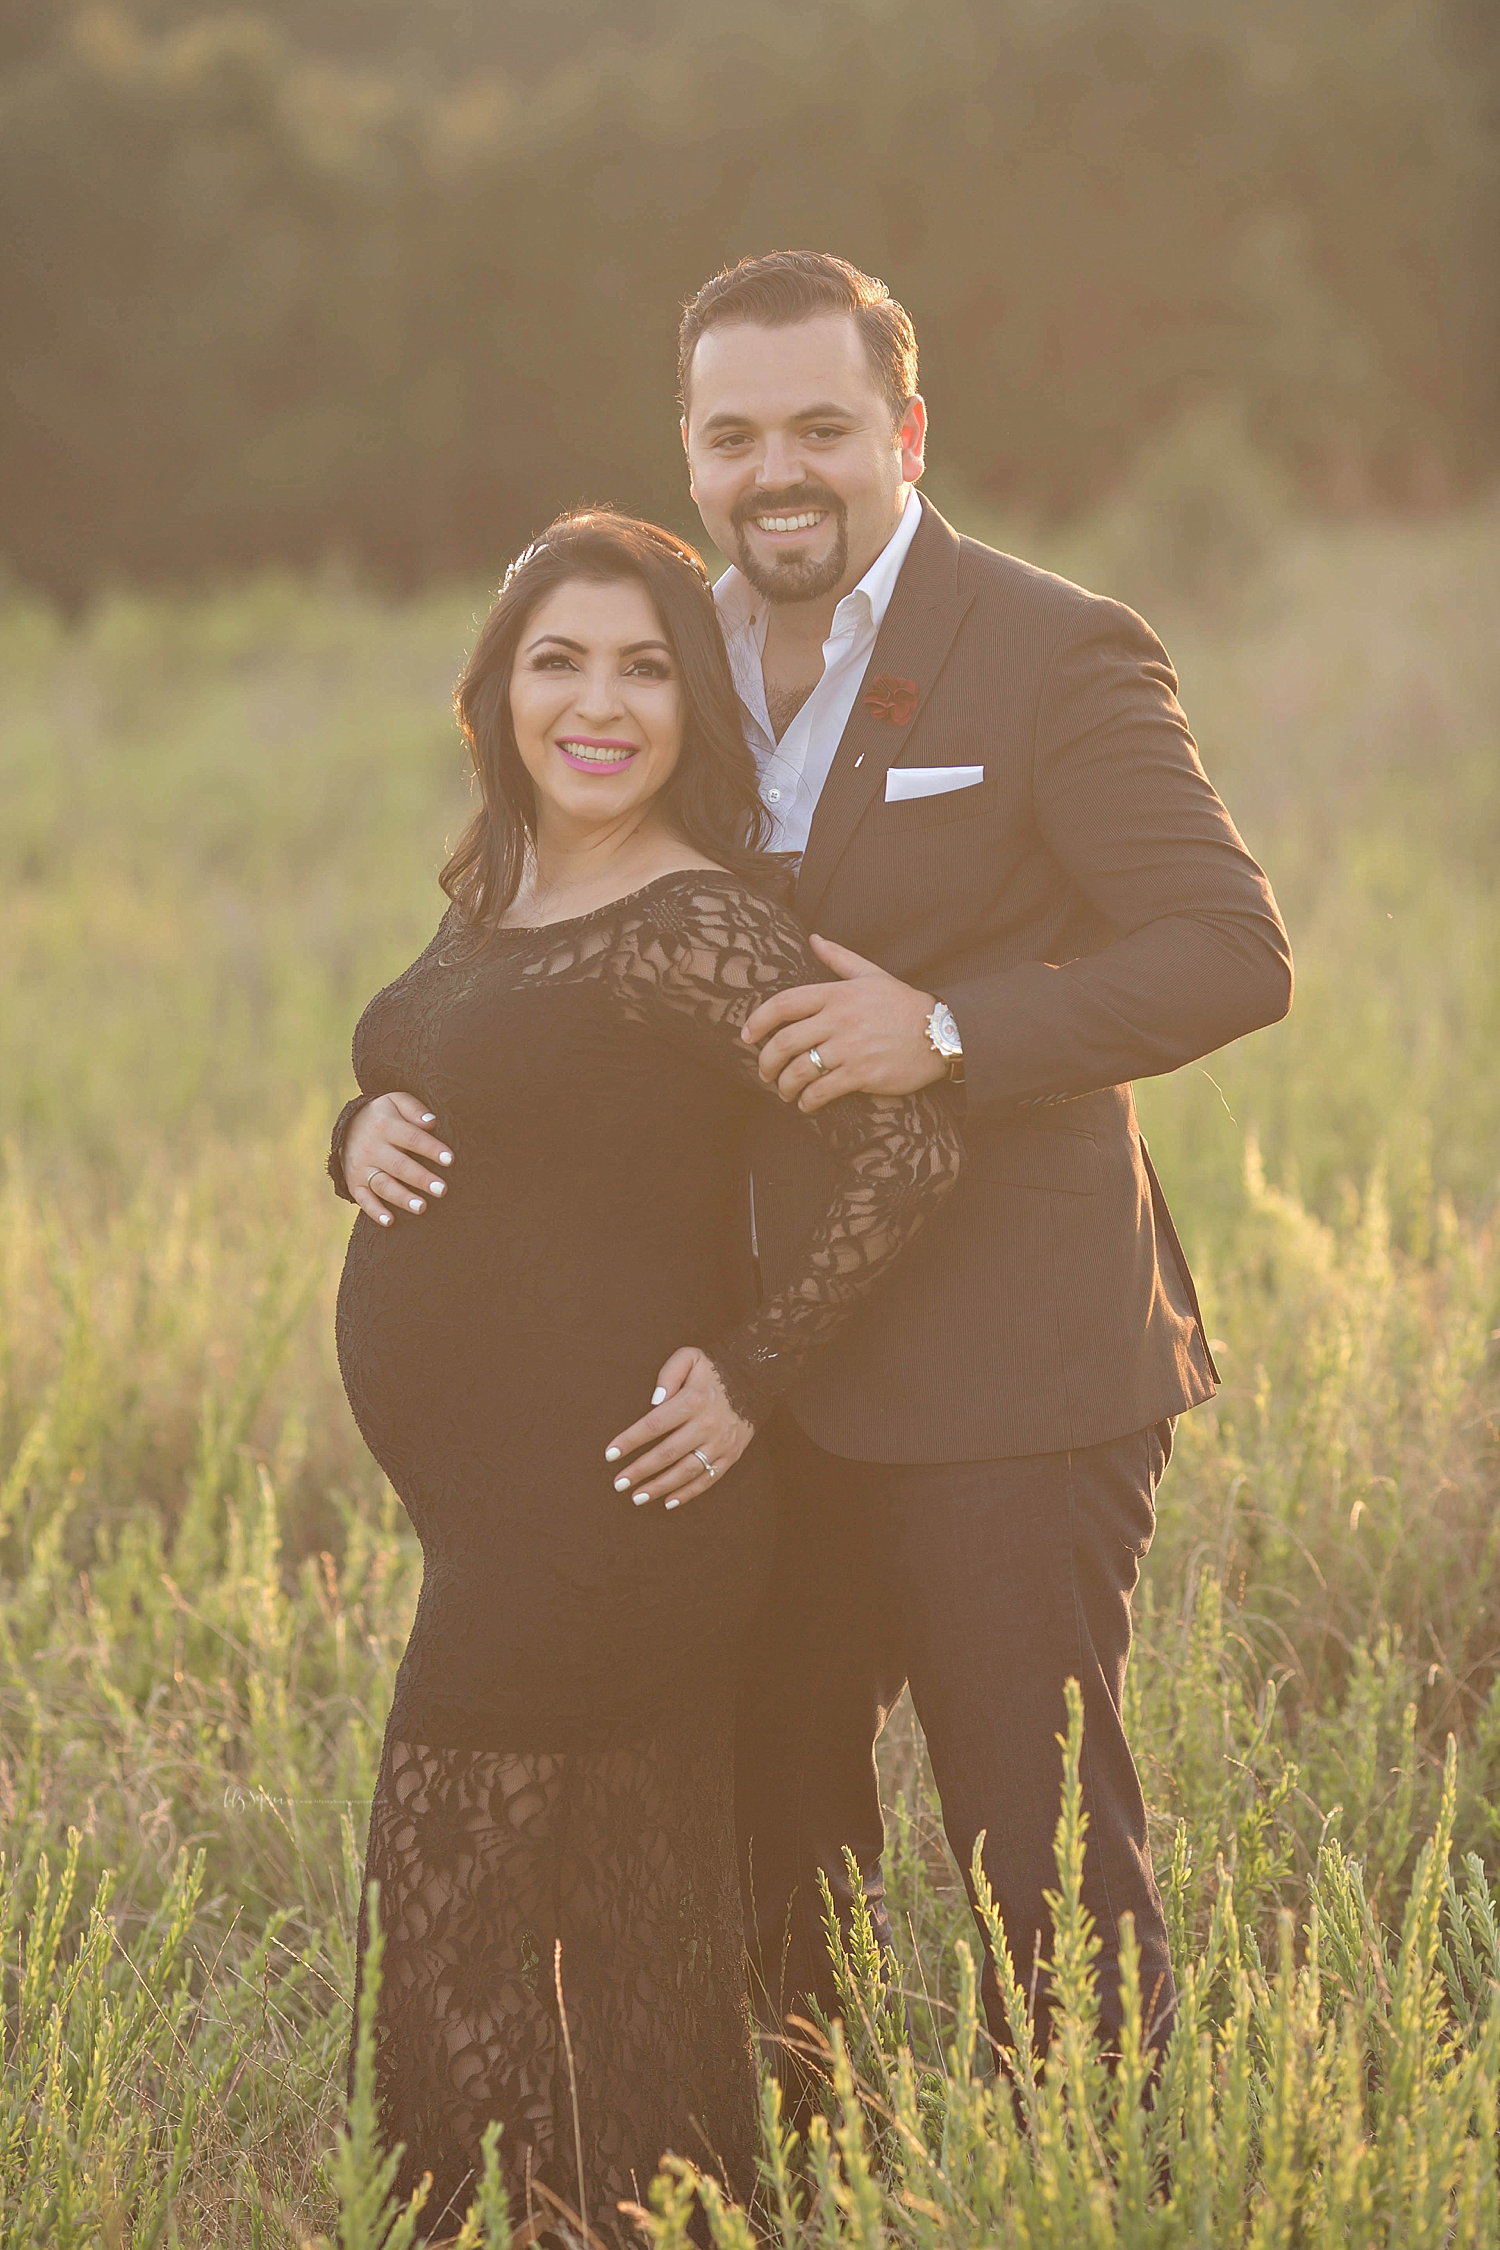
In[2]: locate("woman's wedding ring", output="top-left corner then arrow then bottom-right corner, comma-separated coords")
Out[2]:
366,1167 -> 380,1186
693,1448 -> 716,1479
808,1047 -> 828,1074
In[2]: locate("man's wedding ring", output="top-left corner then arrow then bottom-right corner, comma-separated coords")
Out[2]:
693,1448 -> 716,1479
808,1047 -> 828,1074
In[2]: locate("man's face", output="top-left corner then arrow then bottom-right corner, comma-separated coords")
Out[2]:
681,314 -> 926,607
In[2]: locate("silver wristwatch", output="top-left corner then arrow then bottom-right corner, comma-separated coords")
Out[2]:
925,998 -> 965,1086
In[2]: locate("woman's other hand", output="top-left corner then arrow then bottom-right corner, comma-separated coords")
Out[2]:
604,1347 -> 753,1510
344,1093 -> 454,1225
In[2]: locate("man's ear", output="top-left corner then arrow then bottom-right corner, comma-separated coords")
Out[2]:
899,394 -> 928,484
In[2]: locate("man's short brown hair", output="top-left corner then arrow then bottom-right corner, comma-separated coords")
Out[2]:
677,251 -> 919,424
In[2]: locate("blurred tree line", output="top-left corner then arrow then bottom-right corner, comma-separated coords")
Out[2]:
2,0 -> 1496,601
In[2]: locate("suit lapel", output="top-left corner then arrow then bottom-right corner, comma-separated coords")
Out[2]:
795,498 -> 973,922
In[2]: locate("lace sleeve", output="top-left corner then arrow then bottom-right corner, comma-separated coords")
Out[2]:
632,879 -> 963,1427
327,1095 -> 371,1202
326,906 -> 461,1202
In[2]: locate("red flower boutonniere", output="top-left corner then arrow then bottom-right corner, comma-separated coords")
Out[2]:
863,673 -> 920,725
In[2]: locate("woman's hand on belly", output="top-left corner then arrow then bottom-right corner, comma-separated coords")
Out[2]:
605,1348 -> 754,1512
343,1093 -> 454,1224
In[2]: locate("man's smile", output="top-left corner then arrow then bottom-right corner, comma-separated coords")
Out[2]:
728,481 -> 851,600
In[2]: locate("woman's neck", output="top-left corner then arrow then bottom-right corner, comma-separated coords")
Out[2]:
508,809 -> 703,925
532,804 -> 665,889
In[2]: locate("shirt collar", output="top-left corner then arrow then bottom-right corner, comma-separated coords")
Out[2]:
846,483 -> 923,632
714,485 -> 923,640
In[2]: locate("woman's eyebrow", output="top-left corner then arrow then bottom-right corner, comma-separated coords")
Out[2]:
524,632 -> 673,658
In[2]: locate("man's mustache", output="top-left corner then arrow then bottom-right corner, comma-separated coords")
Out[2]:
730,485 -> 845,531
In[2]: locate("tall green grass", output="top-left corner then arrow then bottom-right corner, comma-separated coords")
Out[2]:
1,486 -> 1497,2240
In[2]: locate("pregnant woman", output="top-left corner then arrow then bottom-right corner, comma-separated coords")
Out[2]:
328,512 -> 961,2241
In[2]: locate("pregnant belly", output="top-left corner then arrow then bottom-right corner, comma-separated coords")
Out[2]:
336,1210 -> 684,1501
335,1212 -> 775,1749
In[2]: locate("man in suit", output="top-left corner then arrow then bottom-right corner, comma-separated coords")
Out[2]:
677,250 -> 1292,2069
337,244 -> 1291,2075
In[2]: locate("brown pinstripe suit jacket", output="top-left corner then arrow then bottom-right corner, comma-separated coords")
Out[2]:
749,495 -> 1293,1463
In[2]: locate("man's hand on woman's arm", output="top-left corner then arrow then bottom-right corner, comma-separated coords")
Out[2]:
741,933 -> 945,1113
341,1093 -> 453,1225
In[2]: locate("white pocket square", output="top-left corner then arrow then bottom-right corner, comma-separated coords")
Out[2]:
884,765 -> 984,803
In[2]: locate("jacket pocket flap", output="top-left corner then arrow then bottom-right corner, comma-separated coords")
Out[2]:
962,1123 -> 1102,1195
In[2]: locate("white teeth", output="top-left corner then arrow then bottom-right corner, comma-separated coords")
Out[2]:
559,741 -> 635,764
756,512 -> 825,533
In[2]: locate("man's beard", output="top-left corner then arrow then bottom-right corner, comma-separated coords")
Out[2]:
731,484 -> 849,604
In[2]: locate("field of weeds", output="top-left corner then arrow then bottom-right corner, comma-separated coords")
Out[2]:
2,484 -> 1498,2244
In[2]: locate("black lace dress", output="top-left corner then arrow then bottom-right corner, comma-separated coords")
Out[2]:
329,871 -> 961,2241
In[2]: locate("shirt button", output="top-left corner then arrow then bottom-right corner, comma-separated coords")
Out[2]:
767,789 -> 781,802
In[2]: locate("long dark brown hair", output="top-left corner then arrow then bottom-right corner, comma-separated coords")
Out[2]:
442,511 -> 781,941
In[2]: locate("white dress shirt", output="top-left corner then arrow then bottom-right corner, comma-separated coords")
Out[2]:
714,487 -> 924,856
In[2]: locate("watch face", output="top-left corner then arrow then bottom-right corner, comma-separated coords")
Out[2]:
928,1001 -> 962,1058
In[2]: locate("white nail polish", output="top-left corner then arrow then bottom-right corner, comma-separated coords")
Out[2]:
633,1490 -> 649,1504
652,1387 -> 667,1406
605,1446 -> 621,1462
378,1213 -> 391,1226
664,1498 -> 680,1510
614,1474 -> 631,1491
421,1113 -> 436,1123
438,1150 -> 452,1164
409,1198 -> 423,1211
429,1180 -> 444,1193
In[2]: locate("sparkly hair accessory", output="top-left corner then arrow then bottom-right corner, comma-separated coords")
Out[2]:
641,526 -> 711,585
498,517 -> 711,596
501,538 -> 548,592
